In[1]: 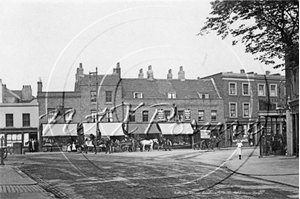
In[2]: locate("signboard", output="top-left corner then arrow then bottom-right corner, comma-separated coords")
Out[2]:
158,109 -> 165,121
200,130 -> 211,139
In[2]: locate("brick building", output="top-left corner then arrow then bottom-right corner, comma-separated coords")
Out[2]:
202,70 -> 286,152
37,63 -> 226,150
121,65 -> 225,148
0,79 -> 39,154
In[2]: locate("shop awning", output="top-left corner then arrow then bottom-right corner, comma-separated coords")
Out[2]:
158,123 -> 193,135
42,124 -> 77,137
83,123 -> 124,136
128,123 -> 161,134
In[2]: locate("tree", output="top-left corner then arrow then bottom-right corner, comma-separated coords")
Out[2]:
199,0 -> 299,70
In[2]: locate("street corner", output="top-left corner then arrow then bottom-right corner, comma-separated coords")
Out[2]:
0,166 -> 37,185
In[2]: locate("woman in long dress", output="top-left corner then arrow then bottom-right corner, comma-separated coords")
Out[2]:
236,140 -> 243,160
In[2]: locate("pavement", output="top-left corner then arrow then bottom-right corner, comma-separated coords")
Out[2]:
0,147 -> 298,199
226,148 -> 299,188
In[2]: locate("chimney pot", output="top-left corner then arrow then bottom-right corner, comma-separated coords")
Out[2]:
178,66 -> 185,81
147,65 -> 154,80
138,68 -> 144,79
240,69 -> 245,74
167,69 -> 173,79
266,70 -> 270,75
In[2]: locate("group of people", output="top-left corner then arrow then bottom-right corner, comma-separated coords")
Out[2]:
27,138 -> 38,152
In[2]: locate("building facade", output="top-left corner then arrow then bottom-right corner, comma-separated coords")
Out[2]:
202,70 -> 286,154
0,79 -> 39,154
120,65 -> 225,148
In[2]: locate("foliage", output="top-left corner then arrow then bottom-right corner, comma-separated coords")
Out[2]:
200,0 -> 299,69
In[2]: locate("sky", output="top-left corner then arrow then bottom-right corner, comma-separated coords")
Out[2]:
0,0 -> 284,95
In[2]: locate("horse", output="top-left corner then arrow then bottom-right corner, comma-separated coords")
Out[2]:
140,138 -> 158,152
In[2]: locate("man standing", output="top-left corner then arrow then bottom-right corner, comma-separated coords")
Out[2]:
236,140 -> 243,160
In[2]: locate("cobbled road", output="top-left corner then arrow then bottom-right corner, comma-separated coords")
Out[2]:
8,149 -> 299,199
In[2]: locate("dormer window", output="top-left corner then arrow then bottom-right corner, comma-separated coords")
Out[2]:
197,92 -> 209,99
133,92 -> 143,98
167,93 -> 176,99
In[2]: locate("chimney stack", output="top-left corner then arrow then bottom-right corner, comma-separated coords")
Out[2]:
138,68 -> 144,79
147,65 -> 154,80
178,66 -> 185,81
167,69 -> 173,79
37,78 -> 43,93
266,70 -> 270,76
76,63 -> 84,82
240,69 -> 245,74
115,62 -> 121,78
22,85 -> 32,101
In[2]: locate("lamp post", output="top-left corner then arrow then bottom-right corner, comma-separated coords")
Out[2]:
89,67 -> 100,138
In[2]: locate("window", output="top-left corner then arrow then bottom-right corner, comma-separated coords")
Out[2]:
91,110 -> 97,122
229,103 -> 237,118
198,93 -> 209,99
167,93 -> 176,99
133,92 -> 143,98
258,84 -> 265,96
22,113 -> 30,127
105,91 -> 112,103
242,83 -> 250,96
6,114 -> 13,127
142,111 -> 148,122
198,110 -> 204,122
243,103 -> 250,118
211,110 -> 217,121
164,110 -> 171,120
157,109 -> 165,121
47,108 -> 57,122
270,84 -> 277,96
6,134 -> 22,147
90,91 -> 97,103
229,82 -> 237,95
129,111 -> 135,122
184,109 -> 191,121
178,110 -> 184,121
258,100 -> 277,111
107,111 -> 113,122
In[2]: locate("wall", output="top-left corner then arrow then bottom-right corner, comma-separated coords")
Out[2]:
0,101 -> 39,128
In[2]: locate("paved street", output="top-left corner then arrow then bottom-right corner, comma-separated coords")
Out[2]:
0,148 -> 299,199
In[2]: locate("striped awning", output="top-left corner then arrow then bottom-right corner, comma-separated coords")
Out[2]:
42,124 -> 77,137
83,123 -> 124,136
128,123 -> 161,134
158,123 -> 193,135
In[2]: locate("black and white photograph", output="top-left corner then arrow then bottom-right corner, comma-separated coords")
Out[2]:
0,0 -> 298,198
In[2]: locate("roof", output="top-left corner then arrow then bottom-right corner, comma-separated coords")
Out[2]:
202,71 -> 285,80
38,91 -> 81,98
4,88 -> 21,99
122,78 -> 221,99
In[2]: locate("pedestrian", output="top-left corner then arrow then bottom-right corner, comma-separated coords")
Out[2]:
32,139 -> 36,152
28,139 -> 33,152
236,140 -> 243,160
67,143 -> 71,152
83,138 -> 88,154
105,139 -> 111,154
72,142 -> 76,151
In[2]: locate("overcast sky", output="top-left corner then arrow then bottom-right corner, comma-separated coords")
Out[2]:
0,0 -> 284,95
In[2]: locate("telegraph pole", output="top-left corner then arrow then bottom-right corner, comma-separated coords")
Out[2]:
89,67 -> 100,138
